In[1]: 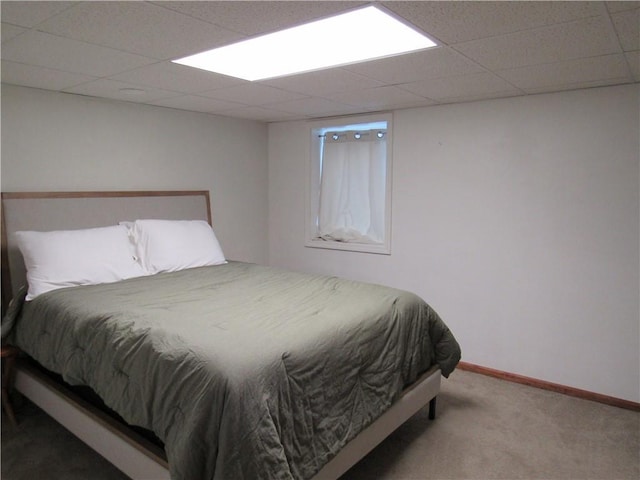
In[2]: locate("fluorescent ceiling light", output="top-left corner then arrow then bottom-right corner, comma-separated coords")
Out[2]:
172,6 -> 437,81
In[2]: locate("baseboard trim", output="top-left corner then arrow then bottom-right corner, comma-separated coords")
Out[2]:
457,362 -> 640,412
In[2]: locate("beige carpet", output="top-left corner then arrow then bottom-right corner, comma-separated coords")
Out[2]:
345,370 -> 639,479
2,369 -> 638,479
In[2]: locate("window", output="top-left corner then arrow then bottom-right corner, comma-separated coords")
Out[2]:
306,113 -> 392,254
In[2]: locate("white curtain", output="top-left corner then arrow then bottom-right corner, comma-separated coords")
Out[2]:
317,132 -> 386,244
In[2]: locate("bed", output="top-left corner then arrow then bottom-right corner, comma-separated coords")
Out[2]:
1,190 -> 461,480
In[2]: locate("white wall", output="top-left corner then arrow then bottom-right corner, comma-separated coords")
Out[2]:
1,85 -> 269,264
3,84 -> 637,402
268,84 -> 640,403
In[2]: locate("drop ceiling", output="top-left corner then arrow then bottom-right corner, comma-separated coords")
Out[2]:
1,1 -> 638,123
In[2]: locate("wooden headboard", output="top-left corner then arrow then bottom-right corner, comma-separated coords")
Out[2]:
1,190 -> 211,314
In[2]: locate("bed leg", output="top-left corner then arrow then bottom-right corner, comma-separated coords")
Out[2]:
428,396 -> 437,420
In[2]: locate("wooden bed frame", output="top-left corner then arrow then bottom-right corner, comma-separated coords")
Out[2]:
1,190 -> 441,480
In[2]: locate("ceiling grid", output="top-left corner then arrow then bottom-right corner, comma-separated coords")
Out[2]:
1,1 -> 637,122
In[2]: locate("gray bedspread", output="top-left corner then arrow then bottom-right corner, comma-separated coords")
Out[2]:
5,262 -> 461,480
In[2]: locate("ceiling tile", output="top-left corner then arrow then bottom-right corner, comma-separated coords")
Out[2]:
268,96 -> 362,118
216,105 -> 301,122
399,72 -> 522,102
262,69 -> 384,97
1,30 -> 155,77
1,23 -> 26,43
610,8 -> 639,52
109,61 -> 243,94
63,78 -> 181,103
154,1 -> 363,36
522,78 -> 636,95
626,51 -> 640,80
342,47 -> 485,85
454,16 -> 622,71
37,1 -> 244,60
200,84 -> 306,106
497,54 -> 632,91
384,1 -> 605,44
1,60 -> 96,91
327,85 -> 436,110
0,1 -> 75,28
148,94 -> 246,114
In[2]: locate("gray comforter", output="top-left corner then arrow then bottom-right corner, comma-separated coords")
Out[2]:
4,262 -> 461,480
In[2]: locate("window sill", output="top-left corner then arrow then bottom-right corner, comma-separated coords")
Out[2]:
305,238 -> 391,255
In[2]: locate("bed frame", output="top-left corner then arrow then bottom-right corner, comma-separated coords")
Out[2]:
1,190 -> 440,480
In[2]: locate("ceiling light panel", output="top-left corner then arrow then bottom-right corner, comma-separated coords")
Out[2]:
172,6 -> 437,81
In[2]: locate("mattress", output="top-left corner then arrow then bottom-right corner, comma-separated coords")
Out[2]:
4,261 -> 461,480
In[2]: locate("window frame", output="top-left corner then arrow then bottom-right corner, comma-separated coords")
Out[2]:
305,112 -> 393,255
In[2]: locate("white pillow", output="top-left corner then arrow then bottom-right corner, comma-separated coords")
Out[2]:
130,219 -> 226,274
16,225 -> 147,301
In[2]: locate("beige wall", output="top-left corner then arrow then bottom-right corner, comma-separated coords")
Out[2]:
1,85 -> 269,264
268,84 -> 640,402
